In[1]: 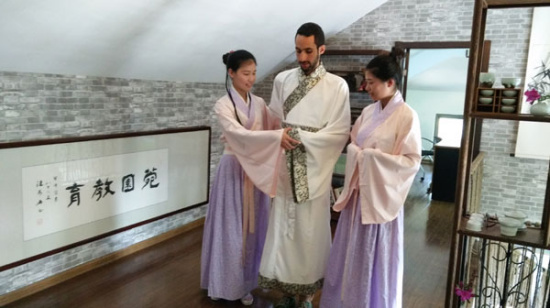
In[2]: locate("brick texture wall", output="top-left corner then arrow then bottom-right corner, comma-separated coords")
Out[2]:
0,72 -> 224,295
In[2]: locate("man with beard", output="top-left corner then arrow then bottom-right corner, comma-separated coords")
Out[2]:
258,22 -> 351,308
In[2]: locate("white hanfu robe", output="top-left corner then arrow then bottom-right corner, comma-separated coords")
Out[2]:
258,66 -> 351,295
320,91 -> 421,308
201,89 -> 284,300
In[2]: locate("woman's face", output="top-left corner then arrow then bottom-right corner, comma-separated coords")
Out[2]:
364,70 -> 395,103
229,59 -> 256,96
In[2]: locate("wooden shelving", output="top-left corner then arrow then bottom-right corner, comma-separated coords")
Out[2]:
446,0 -> 550,307
458,217 -> 546,249
474,87 -> 522,114
470,112 -> 550,122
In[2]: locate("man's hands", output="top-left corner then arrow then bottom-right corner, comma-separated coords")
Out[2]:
281,127 -> 301,150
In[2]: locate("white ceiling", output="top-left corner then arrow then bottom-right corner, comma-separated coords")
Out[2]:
0,0 -> 387,83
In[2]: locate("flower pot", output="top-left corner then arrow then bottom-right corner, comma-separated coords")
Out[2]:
530,101 -> 550,116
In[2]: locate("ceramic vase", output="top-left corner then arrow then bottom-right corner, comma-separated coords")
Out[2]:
530,100 -> 550,116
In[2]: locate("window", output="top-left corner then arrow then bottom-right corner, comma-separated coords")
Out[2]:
434,114 -> 463,147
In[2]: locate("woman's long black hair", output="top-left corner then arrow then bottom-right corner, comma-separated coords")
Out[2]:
222,50 -> 257,125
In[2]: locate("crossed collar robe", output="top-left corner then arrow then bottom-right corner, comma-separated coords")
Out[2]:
214,87 -> 284,197
332,91 -> 422,224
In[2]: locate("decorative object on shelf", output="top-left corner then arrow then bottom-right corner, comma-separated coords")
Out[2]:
479,72 -> 495,87
500,77 -> 522,88
499,217 -> 521,236
502,90 -> 517,97
455,281 -> 476,303
478,97 -> 492,104
500,106 -> 516,113
501,98 -> 516,105
524,61 -> 550,116
466,218 -> 482,231
505,210 -> 527,225
529,100 -> 549,116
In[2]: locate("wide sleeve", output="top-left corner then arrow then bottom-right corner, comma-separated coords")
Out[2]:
357,108 -> 422,224
299,81 -> 351,200
331,110 -> 366,212
214,98 -> 284,197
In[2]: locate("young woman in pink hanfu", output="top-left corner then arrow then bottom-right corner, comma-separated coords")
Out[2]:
200,50 -> 292,306
320,49 -> 422,308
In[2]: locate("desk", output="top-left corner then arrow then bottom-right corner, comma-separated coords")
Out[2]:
431,141 -> 460,202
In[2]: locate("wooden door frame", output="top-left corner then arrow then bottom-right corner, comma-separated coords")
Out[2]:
395,41 -> 491,100
395,41 -> 492,308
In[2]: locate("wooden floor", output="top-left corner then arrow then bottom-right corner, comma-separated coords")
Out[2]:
5,164 -> 454,308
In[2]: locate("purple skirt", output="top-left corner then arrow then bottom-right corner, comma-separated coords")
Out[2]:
320,199 -> 403,308
200,154 -> 270,300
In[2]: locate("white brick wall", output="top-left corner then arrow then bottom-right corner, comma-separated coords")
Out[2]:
0,72 -> 222,295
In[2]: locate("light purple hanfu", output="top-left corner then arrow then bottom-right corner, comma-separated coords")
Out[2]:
320,91 -> 421,308
200,88 -> 284,300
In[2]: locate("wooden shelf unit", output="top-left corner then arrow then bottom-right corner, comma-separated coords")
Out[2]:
474,87 -> 522,114
458,217 -> 546,249
446,0 -> 550,307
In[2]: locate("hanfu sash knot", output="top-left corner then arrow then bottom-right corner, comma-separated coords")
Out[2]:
282,64 -> 326,204
229,87 -> 258,263
241,172 -> 255,264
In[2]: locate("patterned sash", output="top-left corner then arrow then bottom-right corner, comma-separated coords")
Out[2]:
283,65 -> 326,203
282,123 -> 320,203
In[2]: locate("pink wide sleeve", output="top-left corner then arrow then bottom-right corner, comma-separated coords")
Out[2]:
357,110 -> 422,224
214,99 -> 284,197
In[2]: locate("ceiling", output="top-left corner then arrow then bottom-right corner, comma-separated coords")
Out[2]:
0,0 -> 387,83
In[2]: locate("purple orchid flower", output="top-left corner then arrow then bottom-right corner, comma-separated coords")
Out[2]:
524,88 -> 541,104
455,282 -> 475,302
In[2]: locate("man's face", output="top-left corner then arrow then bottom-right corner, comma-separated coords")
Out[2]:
295,34 -> 325,75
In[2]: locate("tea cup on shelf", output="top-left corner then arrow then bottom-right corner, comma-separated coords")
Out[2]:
466,219 -> 483,232
501,77 -> 522,89
470,213 -> 485,221
479,72 -> 495,88
505,210 -> 527,225
480,89 -> 494,96
502,90 -> 517,97
501,98 -> 516,105
499,217 -> 522,236
478,97 -> 493,104
501,106 -> 516,113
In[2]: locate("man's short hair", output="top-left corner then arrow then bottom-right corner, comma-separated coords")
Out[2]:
296,22 -> 325,47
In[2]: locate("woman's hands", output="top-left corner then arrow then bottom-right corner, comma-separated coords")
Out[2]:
281,127 -> 301,150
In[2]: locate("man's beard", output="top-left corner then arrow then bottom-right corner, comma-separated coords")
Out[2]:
300,53 -> 321,75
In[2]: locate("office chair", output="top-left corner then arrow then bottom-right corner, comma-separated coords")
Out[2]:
420,136 -> 442,182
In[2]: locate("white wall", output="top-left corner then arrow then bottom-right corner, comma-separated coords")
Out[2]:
407,89 -> 465,143
515,7 -> 550,160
